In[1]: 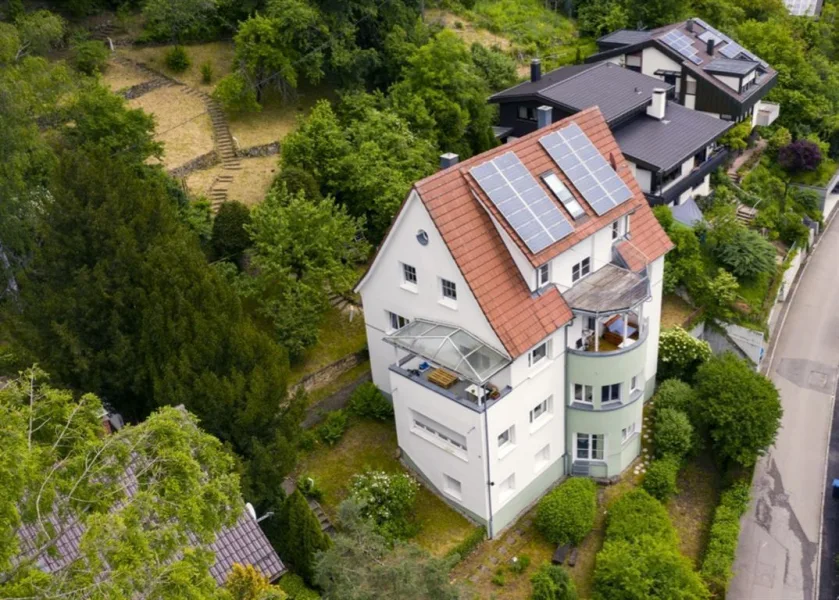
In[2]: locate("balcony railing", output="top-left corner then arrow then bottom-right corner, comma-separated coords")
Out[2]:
645,148 -> 729,207
755,101 -> 780,127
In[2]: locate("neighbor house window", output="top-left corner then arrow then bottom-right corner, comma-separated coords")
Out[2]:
443,474 -> 462,499
576,433 -> 604,460
612,221 -> 620,240
537,263 -> 550,288
685,79 -> 697,95
528,341 -> 551,367
518,106 -> 536,121
387,311 -> 409,332
530,396 -> 552,423
441,278 -> 457,301
621,422 -> 637,442
402,263 -> 417,286
574,384 -> 593,404
601,383 -> 621,404
571,257 -> 591,283
498,426 -> 515,450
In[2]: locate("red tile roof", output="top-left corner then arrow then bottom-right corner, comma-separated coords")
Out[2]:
413,107 -> 673,357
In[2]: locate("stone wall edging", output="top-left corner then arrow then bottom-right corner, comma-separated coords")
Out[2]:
168,150 -> 220,179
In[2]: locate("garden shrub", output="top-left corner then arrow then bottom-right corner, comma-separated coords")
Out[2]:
165,45 -> 191,72
509,554 -> 531,574
657,327 -> 712,382
593,536 -> 710,600
71,40 -> 109,75
213,72 -> 261,114
653,379 -> 697,413
701,482 -> 751,594
720,121 -> 751,151
445,526 -> 486,563
714,227 -> 777,280
778,139 -> 822,172
536,478 -> 597,545
654,408 -> 694,458
348,381 -> 393,421
642,455 -> 681,502
317,410 -> 347,446
201,61 -> 213,84
491,569 -> 506,586
531,563 -> 578,600
273,167 -> 322,200
211,201 -> 252,263
349,470 -> 419,540
605,489 -> 678,547
298,430 -> 317,452
277,573 -> 321,600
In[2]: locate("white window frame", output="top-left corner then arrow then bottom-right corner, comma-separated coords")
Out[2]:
537,263 -> 550,288
498,473 -> 516,502
621,422 -> 637,443
401,263 -> 417,291
443,474 -> 462,500
387,311 -> 409,333
440,277 -> 457,306
631,373 -> 642,394
498,426 -> 515,449
601,383 -> 621,404
571,257 -> 591,283
575,433 -> 605,461
574,384 -> 593,404
528,340 -> 551,368
529,396 -> 552,424
411,412 -> 467,458
534,444 -> 551,473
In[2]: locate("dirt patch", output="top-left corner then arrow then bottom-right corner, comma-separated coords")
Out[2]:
101,59 -> 153,92
117,42 -> 235,93
186,155 -> 279,206
425,9 -> 512,51
129,86 -> 214,170
661,294 -> 696,329
668,454 -> 723,566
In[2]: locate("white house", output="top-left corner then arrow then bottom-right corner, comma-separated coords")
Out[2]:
355,107 -> 673,537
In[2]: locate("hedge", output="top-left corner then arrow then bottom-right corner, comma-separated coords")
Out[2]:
700,482 -> 751,595
536,478 -> 597,545
642,455 -> 681,502
445,525 -> 486,564
278,574 -> 321,599
605,489 -> 678,547
348,381 -> 393,421
653,378 -> 697,413
654,408 -> 694,459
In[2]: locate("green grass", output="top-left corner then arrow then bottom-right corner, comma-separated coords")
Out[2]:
736,270 -> 772,312
295,419 -> 477,556
668,454 -> 723,566
289,307 -> 367,383
789,157 -> 839,188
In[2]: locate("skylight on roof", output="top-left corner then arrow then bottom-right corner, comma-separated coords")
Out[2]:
542,173 -> 585,219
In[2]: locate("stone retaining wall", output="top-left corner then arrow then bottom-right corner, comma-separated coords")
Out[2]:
236,142 -> 280,158
118,78 -> 171,100
168,150 -> 219,179
292,348 -> 369,395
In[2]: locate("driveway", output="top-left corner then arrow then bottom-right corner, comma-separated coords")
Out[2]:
729,216 -> 839,600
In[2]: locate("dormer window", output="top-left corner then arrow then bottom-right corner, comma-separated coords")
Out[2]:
542,173 -> 585,219
518,106 -> 537,121
537,263 -> 550,288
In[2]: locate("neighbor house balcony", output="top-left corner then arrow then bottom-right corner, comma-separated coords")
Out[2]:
645,147 -> 729,207
385,319 -> 512,413
755,100 -> 780,127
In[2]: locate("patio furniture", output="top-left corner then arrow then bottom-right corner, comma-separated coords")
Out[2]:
602,330 -> 624,347
606,315 -> 638,338
552,543 -> 570,565
427,368 -> 458,389
567,547 -> 578,567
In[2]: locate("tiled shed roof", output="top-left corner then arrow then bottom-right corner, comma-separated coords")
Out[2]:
414,107 -> 673,357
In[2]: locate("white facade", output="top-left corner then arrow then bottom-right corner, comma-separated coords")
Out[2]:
357,186 -> 666,537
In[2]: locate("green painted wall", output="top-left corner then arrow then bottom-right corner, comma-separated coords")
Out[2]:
565,337 -> 648,477
492,457 -> 566,535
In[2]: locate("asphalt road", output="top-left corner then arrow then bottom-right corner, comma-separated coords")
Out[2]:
729,216 -> 839,600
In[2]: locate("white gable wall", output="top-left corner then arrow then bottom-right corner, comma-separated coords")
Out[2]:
640,47 -> 682,79
358,191 -> 506,394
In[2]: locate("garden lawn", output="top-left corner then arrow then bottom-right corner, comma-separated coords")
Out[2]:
116,42 -> 235,92
295,419 -> 477,557
668,453 -> 723,565
128,86 -> 214,170
661,294 -> 696,329
101,58 -> 153,92
289,306 -> 367,384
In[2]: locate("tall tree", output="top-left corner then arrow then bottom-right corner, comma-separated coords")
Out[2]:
278,490 -> 331,585
0,369 -> 242,599
314,501 -> 460,600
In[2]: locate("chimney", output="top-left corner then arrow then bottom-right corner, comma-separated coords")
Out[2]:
537,105 -> 553,129
686,18 -> 694,32
647,88 -> 667,120
440,152 -> 459,169
706,38 -> 715,56
531,58 -> 542,83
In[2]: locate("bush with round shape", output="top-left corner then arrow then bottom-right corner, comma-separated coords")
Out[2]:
273,166 -> 322,201
317,410 -> 347,446
348,381 -> 393,421
165,45 -> 191,72
536,478 -> 597,546
213,72 -> 261,114
657,326 -> 712,382
605,489 -> 678,546
349,470 -> 419,540
530,563 -> 578,600
71,40 -> 109,75
778,139 -> 822,172
642,455 -> 681,502
654,408 -> 694,459
653,379 -> 697,413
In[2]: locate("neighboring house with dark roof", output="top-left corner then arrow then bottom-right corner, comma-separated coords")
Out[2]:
587,18 -> 780,128
490,60 -> 732,207
355,107 -> 672,539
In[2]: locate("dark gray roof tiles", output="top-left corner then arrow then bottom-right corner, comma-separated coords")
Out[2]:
597,29 -> 653,46
490,63 -> 596,101
612,101 -> 733,172
704,57 -> 759,76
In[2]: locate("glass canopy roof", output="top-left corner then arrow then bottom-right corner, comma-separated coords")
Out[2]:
384,319 -> 510,384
